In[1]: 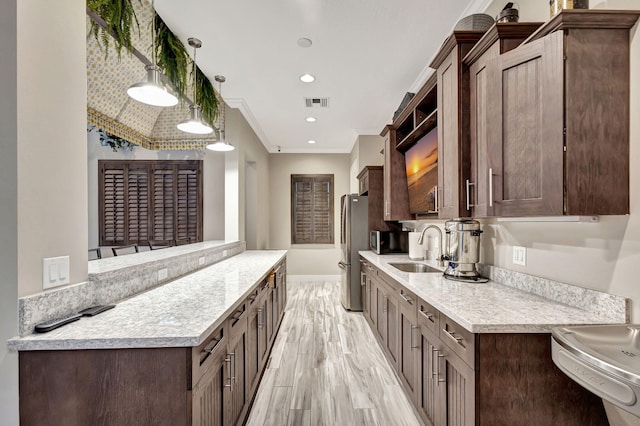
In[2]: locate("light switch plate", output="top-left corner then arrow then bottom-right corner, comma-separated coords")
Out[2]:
513,246 -> 527,266
43,256 -> 70,289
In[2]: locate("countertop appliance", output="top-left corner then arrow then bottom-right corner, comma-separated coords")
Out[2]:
443,218 -> 487,282
339,194 -> 368,311
370,230 -> 409,255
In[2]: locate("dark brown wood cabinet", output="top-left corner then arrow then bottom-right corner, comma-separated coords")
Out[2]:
20,259 -> 287,426
474,11 -> 638,217
465,23 -> 542,218
398,286 -> 419,404
359,255 -> 609,426
430,31 -> 485,219
381,127 -> 413,221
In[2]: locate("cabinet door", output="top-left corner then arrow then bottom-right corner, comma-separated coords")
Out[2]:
437,344 -> 475,426
383,132 -> 412,221
418,325 -> 441,426
385,293 -> 399,367
228,329 -> 247,426
468,45 -> 499,218
192,347 -> 231,426
491,31 -> 564,216
375,282 -> 387,343
246,303 -> 260,394
265,288 -> 274,344
398,294 -> 419,403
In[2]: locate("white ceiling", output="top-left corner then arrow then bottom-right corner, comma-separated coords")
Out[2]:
156,0 -> 491,153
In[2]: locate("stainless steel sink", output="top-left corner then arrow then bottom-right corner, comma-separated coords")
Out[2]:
388,262 -> 441,273
552,324 -> 640,417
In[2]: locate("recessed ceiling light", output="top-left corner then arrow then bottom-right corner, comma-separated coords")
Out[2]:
300,74 -> 315,83
297,38 -> 313,48
305,117 -> 317,122
307,140 -> 316,144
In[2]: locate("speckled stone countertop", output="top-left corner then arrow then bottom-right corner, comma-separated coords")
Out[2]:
360,252 -> 627,334
8,250 -> 286,351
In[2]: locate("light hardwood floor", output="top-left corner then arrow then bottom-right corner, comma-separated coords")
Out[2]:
246,281 -> 422,426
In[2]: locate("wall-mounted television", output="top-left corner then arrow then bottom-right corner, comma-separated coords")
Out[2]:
404,127 -> 438,214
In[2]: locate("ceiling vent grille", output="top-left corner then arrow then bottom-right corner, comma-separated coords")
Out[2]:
304,98 -> 330,108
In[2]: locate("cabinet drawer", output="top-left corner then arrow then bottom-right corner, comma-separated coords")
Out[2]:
440,315 -> 475,369
417,298 -> 439,334
192,323 -> 226,387
398,286 -> 417,320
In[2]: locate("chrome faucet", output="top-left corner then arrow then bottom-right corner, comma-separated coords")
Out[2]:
417,225 -> 444,267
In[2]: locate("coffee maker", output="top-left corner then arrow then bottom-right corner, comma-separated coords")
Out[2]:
442,218 -> 488,282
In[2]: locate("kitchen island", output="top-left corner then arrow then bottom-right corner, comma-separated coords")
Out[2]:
10,249 -> 287,426
359,251 -> 626,426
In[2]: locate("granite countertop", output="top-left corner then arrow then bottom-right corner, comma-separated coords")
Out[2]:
8,250 -> 286,351
359,251 -> 625,334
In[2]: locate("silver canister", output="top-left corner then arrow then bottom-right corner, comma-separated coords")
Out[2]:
443,218 -> 483,279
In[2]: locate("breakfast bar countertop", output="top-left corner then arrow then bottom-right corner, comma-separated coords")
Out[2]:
8,250 -> 286,351
359,251 -> 627,334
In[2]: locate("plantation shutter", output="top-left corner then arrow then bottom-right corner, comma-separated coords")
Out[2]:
151,166 -> 176,242
98,160 -> 202,246
291,174 -> 334,244
100,167 -> 126,245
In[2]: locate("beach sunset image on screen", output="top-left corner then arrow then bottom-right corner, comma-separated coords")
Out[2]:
404,128 -> 437,213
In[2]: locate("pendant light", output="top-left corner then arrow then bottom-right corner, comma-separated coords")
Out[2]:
177,38 -> 214,135
206,75 -> 235,151
127,0 -> 178,107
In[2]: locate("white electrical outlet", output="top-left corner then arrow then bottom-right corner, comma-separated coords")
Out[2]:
513,246 -> 527,266
199,256 -> 205,266
158,268 -> 168,280
43,256 -> 70,289
223,250 -> 228,257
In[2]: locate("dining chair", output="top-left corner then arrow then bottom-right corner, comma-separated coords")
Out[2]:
88,248 -> 102,260
148,240 -> 174,250
112,244 -> 139,256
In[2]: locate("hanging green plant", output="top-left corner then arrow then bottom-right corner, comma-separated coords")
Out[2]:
87,0 -> 141,59
195,66 -> 219,127
154,15 -> 189,99
88,126 -> 137,151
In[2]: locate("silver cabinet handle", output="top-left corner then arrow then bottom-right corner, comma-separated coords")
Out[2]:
443,328 -> 464,346
489,168 -> 493,207
419,308 -> 435,323
257,308 -> 263,329
437,352 -> 445,384
202,336 -> 223,355
411,325 -> 419,349
383,294 -> 388,313
466,179 -> 475,211
434,185 -> 439,213
399,291 -> 413,305
232,352 -> 237,384
224,355 -> 233,390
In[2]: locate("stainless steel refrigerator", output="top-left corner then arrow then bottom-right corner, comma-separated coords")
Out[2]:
339,194 -> 368,311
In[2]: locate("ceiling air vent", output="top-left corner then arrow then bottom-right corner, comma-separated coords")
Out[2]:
304,97 -> 330,108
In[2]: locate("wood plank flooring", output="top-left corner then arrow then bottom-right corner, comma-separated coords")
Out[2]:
246,281 -> 422,426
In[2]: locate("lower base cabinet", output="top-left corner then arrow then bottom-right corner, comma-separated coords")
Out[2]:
360,256 -> 609,426
19,260 -> 287,426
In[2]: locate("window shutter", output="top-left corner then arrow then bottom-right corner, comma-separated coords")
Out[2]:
176,167 -> 199,243
291,175 -> 334,244
151,166 -> 176,242
98,160 -> 203,246
127,166 -> 149,243
101,168 -> 126,245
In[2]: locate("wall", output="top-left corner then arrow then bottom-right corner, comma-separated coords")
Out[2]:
0,0 -> 87,422
86,131 -> 225,248
349,135 -> 384,193
225,107 -> 270,249
269,154 -> 351,276
0,0 -> 18,422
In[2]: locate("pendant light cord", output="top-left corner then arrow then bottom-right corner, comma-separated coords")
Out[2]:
151,0 -> 156,68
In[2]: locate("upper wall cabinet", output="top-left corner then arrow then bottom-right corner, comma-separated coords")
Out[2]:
463,23 -> 543,218
429,31 -> 486,219
481,11 -> 639,217
381,126 -> 413,221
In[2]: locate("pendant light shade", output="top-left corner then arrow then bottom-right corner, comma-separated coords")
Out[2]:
178,104 -> 213,134
178,37 -> 215,135
127,65 -> 179,106
127,0 -> 178,107
206,75 -> 235,151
